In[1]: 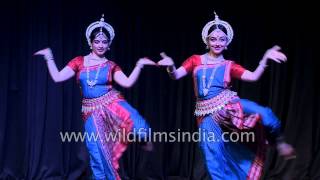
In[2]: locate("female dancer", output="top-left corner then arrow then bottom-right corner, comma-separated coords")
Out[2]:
158,12 -> 295,179
34,15 -> 155,180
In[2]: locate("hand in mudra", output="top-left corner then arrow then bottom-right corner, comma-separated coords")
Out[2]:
136,57 -> 157,68
263,45 -> 287,63
34,48 -> 53,60
157,52 -> 174,66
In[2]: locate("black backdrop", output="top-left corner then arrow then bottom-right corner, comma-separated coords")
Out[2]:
0,0 -> 318,179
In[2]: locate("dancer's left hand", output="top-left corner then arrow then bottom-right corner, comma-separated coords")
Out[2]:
263,45 -> 287,63
34,47 -> 53,61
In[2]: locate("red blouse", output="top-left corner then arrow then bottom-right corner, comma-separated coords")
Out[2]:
67,56 -> 122,73
67,56 -> 122,83
182,55 -> 246,79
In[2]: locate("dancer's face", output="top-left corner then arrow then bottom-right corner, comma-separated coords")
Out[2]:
207,29 -> 228,55
91,33 -> 109,57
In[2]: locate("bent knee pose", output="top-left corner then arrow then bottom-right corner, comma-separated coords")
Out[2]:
157,12 -> 295,180
35,15 -> 155,180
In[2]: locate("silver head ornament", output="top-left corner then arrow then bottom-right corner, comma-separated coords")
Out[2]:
201,11 -> 234,46
85,14 -> 115,47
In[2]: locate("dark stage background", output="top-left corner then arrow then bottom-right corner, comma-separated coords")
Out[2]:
0,0 -> 318,179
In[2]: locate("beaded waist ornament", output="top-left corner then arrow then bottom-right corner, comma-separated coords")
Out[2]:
194,89 -> 239,116
82,90 -> 124,114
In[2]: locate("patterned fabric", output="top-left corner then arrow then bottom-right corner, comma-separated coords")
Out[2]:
195,89 -> 239,116
82,90 -> 124,118
215,102 -> 261,131
198,115 -> 266,180
181,55 -> 274,180
82,90 -> 132,180
66,56 -> 150,180
196,99 -> 267,180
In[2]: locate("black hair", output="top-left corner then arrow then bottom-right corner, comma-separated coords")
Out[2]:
89,28 -> 111,43
207,24 -> 228,35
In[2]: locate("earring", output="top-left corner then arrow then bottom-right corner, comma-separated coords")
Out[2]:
225,46 -> 228,50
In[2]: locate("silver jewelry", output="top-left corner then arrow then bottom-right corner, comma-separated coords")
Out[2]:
45,56 -> 54,61
86,14 -> 115,48
44,49 -> 54,61
202,11 -> 234,46
86,61 -> 103,88
202,54 -> 224,96
259,61 -> 268,68
166,66 -> 176,73
88,53 -> 107,61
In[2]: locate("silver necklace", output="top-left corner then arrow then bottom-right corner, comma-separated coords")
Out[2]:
85,56 -> 105,88
86,64 -> 102,88
202,54 -> 224,96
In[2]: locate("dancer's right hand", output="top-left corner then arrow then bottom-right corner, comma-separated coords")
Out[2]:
136,58 -> 157,68
34,48 -> 53,61
157,52 -> 174,66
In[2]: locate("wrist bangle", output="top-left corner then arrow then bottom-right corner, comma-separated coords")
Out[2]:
166,66 -> 176,73
258,62 -> 268,68
45,56 -> 54,61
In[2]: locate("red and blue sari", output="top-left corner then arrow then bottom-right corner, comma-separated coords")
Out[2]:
182,55 -> 281,180
68,57 -> 149,180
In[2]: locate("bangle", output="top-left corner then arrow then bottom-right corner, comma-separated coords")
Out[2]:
258,62 -> 268,68
45,56 -> 54,61
45,49 -> 54,61
166,66 -> 176,74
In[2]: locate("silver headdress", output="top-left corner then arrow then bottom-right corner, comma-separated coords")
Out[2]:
201,12 -> 234,46
85,14 -> 115,47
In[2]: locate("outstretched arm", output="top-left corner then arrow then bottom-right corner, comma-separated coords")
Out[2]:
166,66 -> 188,80
157,52 -> 188,80
34,48 -> 75,83
113,58 -> 156,88
241,45 -> 287,82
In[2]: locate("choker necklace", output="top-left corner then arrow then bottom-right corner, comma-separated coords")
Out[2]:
205,53 -> 224,63
89,53 -> 107,61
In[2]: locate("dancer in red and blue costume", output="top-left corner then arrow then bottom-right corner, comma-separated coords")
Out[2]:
158,12 -> 296,180
35,15 -> 155,180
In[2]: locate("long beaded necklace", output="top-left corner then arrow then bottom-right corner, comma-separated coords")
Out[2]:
85,55 -> 106,88
86,63 -> 102,88
202,54 -> 224,96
